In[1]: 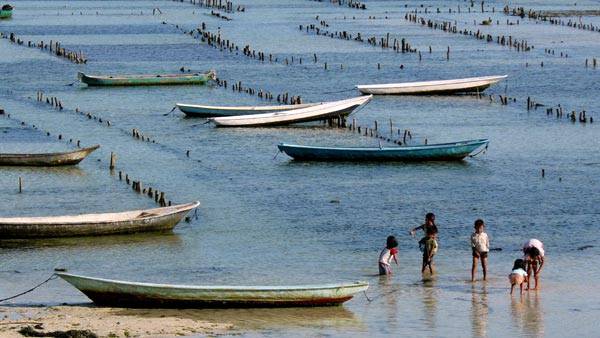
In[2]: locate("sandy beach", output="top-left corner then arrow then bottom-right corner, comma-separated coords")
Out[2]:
0,306 -> 232,337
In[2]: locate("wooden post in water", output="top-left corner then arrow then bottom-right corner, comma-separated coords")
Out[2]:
109,152 -> 116,170
18,177 -> 22,193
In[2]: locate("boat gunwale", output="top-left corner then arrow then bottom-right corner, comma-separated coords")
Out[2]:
176,102 -> 319,112
0,145 -> 100,158
0,201 -> 200,226
57,273 -> 369,292
356,75 -> 507,90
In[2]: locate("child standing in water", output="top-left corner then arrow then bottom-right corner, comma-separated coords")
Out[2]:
421,226 -> 438,275
523,239 -> 545,290
470,219 -> 489,282
378,235 -> 399,275
508,259 -> 528,295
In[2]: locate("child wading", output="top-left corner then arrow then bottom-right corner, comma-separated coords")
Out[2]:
523,239 -> 545,290
420,226 -> 438,275
378,235 -> 399,275
509,259 -> 528,295
470,219 -> 489,281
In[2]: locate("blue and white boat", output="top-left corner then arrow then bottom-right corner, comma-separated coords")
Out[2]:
277,139 -> 489,161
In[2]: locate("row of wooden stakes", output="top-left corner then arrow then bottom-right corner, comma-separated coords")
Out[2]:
4,106 -> 178,206
3,112 -> 85,149
524,96 -> 594,124
214,78 -> 303,104
301,22 -> 419,55
503,6 -> 600,34
0,32 -> 87,64
405,13 -> 533,53
309,0 -> 366,10
321,115 -> 422,146
117,168 -> 170,207
170,0 -> 243,13
35,91 -> 113,127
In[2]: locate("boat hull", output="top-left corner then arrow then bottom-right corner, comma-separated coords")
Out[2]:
356,75 -> 507,95
78,71 -> 215,87
177,103 -> 317,117
0,202 -> 199,239
57,273 -> 369,308
0,145 -> 99,166
211,96 -> 372,127
278,139 -> 489,161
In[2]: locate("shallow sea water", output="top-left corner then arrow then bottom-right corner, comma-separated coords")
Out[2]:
1,0 -> 600,336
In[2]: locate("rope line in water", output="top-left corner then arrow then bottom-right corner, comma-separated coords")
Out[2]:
0,274 -> 58,303
163,106 -> 178,116
469,144 -> 488,158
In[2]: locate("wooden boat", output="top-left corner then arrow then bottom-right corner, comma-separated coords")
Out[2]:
0,145 -> 99,166
176,102 -> 318,117
210,95 -> 372,127
0,4 -> 12,19
0,202 -> 199,239
78,70 -> 216,86
56,272 -> 369,308
277,139 -> 489,161
356,75 -> 507,95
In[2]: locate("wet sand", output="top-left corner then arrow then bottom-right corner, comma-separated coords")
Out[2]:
0,305 -> 232,337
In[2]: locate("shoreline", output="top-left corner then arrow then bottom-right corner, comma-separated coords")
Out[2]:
0,305 -> 233,337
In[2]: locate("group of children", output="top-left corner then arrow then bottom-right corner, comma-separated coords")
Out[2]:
378,213 -> 546,295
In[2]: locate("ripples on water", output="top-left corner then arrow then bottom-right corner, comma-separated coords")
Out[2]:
1,0 -> 600,336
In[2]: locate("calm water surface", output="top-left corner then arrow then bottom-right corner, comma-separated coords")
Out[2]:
1,0 -> 600,336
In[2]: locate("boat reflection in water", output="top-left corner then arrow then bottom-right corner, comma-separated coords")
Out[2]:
0,232 -> 183,249
107,305 -> 363,333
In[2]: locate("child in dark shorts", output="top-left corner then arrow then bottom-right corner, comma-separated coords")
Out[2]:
470,219 -> 489,281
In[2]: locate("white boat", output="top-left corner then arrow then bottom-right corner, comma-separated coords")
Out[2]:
56,272 -> 369,308
0,202 -> 200,239
176,102 -> 318,117
356,75 -> 507,95
210,95 -> 372,127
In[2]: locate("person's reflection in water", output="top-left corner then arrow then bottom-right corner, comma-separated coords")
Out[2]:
378,276 -> 399,332
470,284 -> 489,338
523,292 -> 544,337
509,291 -> 544,337
421,276 -> 438,331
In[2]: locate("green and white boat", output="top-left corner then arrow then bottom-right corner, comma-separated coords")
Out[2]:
78,70 -> 216,87
56,272 -> 369,308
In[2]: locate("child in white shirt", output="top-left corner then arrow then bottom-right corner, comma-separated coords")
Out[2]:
470,219 -> 489,282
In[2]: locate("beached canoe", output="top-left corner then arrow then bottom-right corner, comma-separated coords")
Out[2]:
277,139 -> 489,161
210,95 -> 372,127
176,102 -> 319,117
356,75 -> 507,95
0,145 -> 99,166
56,272 -> 369,308
0,4 -> 12,19
0,202 -> 199,239
78,70 -> 216,86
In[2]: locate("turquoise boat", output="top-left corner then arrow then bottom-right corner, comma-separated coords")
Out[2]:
78,70 -> 216,86
56,273 -> 369,308
277,139 -> 489,161
0,4 -> 12,19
